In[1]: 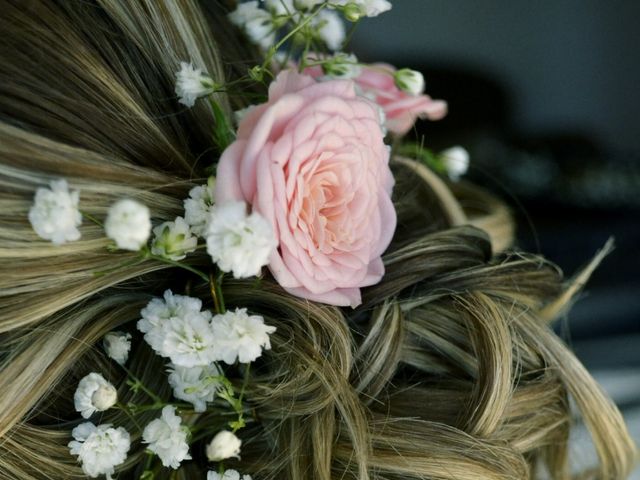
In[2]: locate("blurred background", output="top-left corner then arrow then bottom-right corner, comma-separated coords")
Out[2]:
353,0 -> 640,475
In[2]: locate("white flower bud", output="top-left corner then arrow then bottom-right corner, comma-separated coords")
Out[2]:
342,3 -> 364,22
394,68 -> 425,96
74,373 -> 118,418
91,384 -> 118,411
105,199 -> 151,251
321,54 -> 361,79
440,146 -> 470,181
206,430 -> 242,462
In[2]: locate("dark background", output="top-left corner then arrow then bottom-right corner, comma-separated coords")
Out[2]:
352,0 -> 640,366
353,1 -> 640,470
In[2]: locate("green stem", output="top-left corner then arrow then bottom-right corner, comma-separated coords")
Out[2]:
120,364 -> 164,404
81,210 -> 103,227
209,271 -> 226,314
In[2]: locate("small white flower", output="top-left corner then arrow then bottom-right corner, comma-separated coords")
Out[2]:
333,0 -> 391,18
160,310 -> 216,367
229,1 -> 275,50
68,422 -> 130,480
104,199 -> 151,251
74,373 -> 118,419
207,470 -> 252,480
138,291 -> 216,367
321,53 -> 361,79
441,146 -> 470,181
151,216 -> 197,261
205,201 -> 277,279
29,179 -> 82,245
103,331 -> 132,365
394,68 -> 425,96
142,405 -> 191,469
184,179 -> 216,236
314,10 -> 345,51
175,62 -> 215,107
206,430 -> 242,462
137,290 -> 203,352
167,362 -> 223,413
211,308 -> 276,364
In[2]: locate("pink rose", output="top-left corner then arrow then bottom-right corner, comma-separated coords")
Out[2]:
307,62 -> 447,136
356,64 -> 447,136
216,70 -> 396,307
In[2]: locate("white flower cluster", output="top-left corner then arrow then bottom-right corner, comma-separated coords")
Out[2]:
208,469 -> 252,480
167,362 -> 223,413
228,0 -> 392,52
206,201 -> 277,279
105,199 -> 151,251
142,405 -> 192,469
183,178 -> 216,236
175,62 -> 216,107
138,290 -> 276,368
29,179 -> 82,245
103,331 -> 132,365
69,422 -> 130,480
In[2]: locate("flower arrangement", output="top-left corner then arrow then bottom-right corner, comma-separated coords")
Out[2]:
26,1 -> 472,478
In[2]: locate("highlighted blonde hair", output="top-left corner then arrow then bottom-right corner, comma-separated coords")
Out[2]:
0,1 -> 636,479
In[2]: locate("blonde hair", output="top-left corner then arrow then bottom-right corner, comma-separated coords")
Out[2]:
0,1 -> 636,479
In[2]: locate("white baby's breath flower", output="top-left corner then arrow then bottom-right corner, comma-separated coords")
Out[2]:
74,373 -> 118,419
321,53 -> 361,79
183,179 -> 216,236
103,331 -> 132,365
205,201 -> 277,279
105,199 -> 151,251
159,310 -> 216,367
206,430 -> 242,462
151,216 -> 197,261
208,470 -> 252,480
175,62 -> 215,107
137,290 -> 216,367
333,0 -> 391,18
441,146 -> 470,181
137,290 -> 203,352
167,363 -> 223,413
68,422 -> 130,480
394,68 -> 425,96
142,405 -> 191,469
314,10 -> 345,51
229,1 -> 275,50
29,179 -> 82,245
211,308 -> 276,364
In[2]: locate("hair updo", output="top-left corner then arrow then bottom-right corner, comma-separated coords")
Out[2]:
0,1 -> 636,479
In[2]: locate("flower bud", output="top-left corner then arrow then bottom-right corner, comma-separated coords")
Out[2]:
342,3 -> 364,22
206,430 -> 242,462
91,384 -> 118,411
248,65 -> 264,82
321,54 -> 361,79
394,68 -> 425,96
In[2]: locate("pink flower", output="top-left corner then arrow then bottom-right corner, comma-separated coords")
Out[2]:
216,70 -> 396,307
307,62 -> 447,136
356,64 -> 447,136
